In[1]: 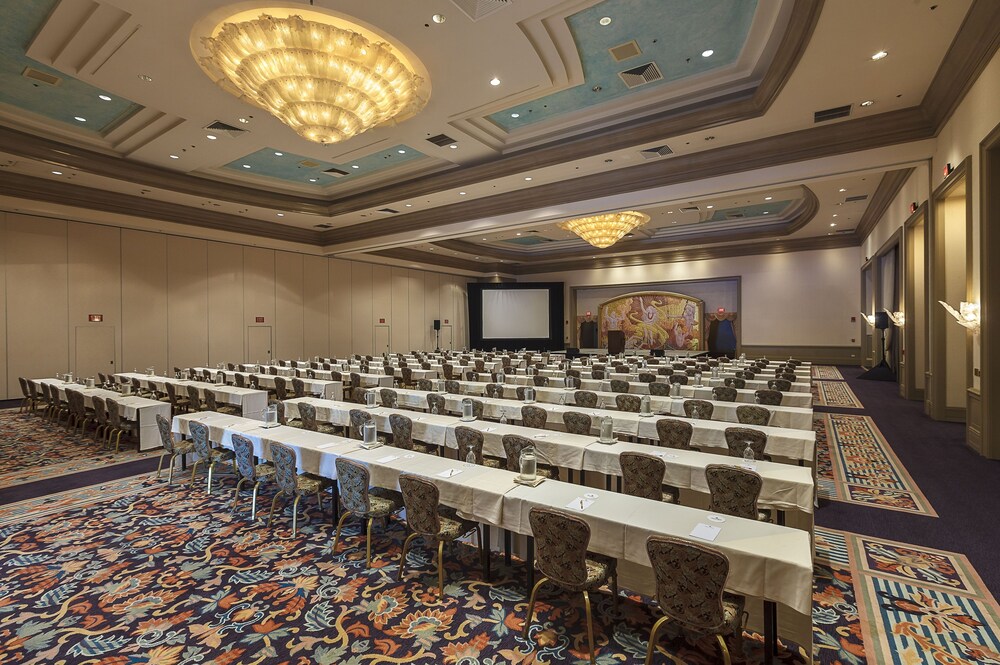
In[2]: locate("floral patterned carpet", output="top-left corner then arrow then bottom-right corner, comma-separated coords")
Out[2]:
814,414 -> 936,516
811,367 -> 846,381
811,381 -> 865,409
0,408 -> 156,488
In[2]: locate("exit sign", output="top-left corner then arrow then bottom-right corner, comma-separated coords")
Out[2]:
255,316 -> 265,323
379,318 -> 385,323
88,314 -> 103,322
444,319 -> 449,324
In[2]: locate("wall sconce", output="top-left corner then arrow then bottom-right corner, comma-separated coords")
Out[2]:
939,300 -> 980,334
884,309 -> 905,326
860,311 -> 876,327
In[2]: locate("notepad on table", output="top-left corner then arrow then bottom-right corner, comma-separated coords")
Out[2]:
376,454 -> 400,463
689,523 -> 721,542
438,468 -> 463,478
566,497 -> 594,511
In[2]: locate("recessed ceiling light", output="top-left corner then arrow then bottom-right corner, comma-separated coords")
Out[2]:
706,205 -> 714,209
764,196 -> 772,201
830,223 -> 837,227
51,170 -> 62,175
74,116 -> 86,122
860,100 -> 875,107
490,77 -> 501,86
432,13 -> 446,23
206,134 -> 217,140
309,178 -> 318,182
838,188 -> 846,192
137,74 -> 152,82
524,177 -> 532,181
701,49 -> 714,57
668,210 -> 673,214
516,232 -> 521,236
449,144 -> 457,149
351,164 -> 360,169
98,94 -> 111,101
475,256 -> 480,259
871,50 -> 888,60
242,164 -> 251,169
833,214 -> 838,217
591,256 -> 596,259
238,117 -> 249,124
277,213 -> 284,217
459,191 -> 466,195
405,203 -> 412,207
511,113 -> 519,118
274,151 -> 283,156
169,154 -> 179,159
398,149 -> 406,154
599,16 -> 612,26
482,237 -> 487,240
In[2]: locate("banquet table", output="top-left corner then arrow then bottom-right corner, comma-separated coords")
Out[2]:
115,372 -> 269,420
39,378 -> 170,450
193,368 -> 343,400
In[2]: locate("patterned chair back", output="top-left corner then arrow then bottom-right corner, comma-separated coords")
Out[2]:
421,362 -> 432,371
620,451 -> 666,501
417,379 -> 434,392
131,377 -> 142,393
657,367 -> 673,376
271,442 -> 300,495
638,372 -> 657,384
188,421 -> 211,460
754,389 -> 782,406
706,464 -> 763,519
298,402 -> 320,431
501,434 -> 533,472
646,535 -> 730,632
469,399 -> 485,419
442,364 -> 455,380
208,390 -> 227,412
484,383 -> 502,398
521,405 -> 547,429
474,359 -> 486,372
724,427 -> 767,459
401,367 -> 413,384
529,507 -> 591,588
444,380 -> 461,394
186,385 -> 201,408
573,390 -> 598,408
336,457 -> 372,514
389,414 -> 414,450
92,396 -> 108,427
656,418 -> 693,449
779,372 -> 797,382
399,474 -> 441,535
106,399 -> 123,430
455,426 -> 484,465
515,386 -> 527,401
426,393 -> 445,414
291,378 -> 306,398
348,409 -> 372,440
380,388 -> 398,408
669,374 -> 688,385
609,379 -> 629,394
590,369 -> 606,380
66,390 -> 84,421
233,373 -> 245,388
683,399 -> 714,419
768,379 -> 791,392
563,411 -> 592,435
17,377 -> 29,398
672,363 -> 687,370
273,376 -> 288,401
531,375 -> 549,387
275,401 -> 287,425
736,405 -> 770,426
566,368 -> 581,379
712,386 -> 738,403
648,381 -> 670,397
616,393 -> 642,413
232,434 -> 259,480
155,413 -> 174,453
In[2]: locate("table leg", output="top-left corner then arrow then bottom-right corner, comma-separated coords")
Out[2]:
567,469 -> 574,484
482,524 -> 492,581
526,535 -> 534,590
331,486 -> 340,523
763,600 -> 778,664
504,529 -> 512,566
616,476 -> 622,493
579,470 -> 585,486
605,474 -> 611,491
776,510 -> 786,526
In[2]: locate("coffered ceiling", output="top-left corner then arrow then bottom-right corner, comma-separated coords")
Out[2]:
0,0 -> 997,276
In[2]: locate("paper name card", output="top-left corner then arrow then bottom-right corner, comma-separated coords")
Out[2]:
566,497 -> 594,511
438,468 -> 463,478
376,454 -> 400,463
689,523 -> 721,542
316,442 -> 342,450
740,463 -> 758,472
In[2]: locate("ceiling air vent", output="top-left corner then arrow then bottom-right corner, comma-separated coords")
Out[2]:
845,194 -> 869,202
426,133 -> 456,147
813,105 -> 852,123
449,0 -> 511,21
680,206 -> 699,213
609,40 -> 641,62
22,67 -> 62,86
725,212 -> 745,219
299,160 -> 322,168
640,145 -> 672,159
313,223 -> 334,229
323,167 -> 349,177
204,120 -> 247,137
619,62 -> 663,89
376,207 -> 399,214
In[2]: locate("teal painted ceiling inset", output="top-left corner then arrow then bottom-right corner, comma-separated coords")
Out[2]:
500,235 -> 553,246
706,200 -> 792,223
488,0 -> 758,131
222,144 -> 426,186
0,0 -> 142,133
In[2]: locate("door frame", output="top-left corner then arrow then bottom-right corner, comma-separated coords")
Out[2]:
373,324 -> 391,355
902,202 -> 928,401
73,325 -> 117,378
977,121 -> 1000,457
246,325 -> 273,365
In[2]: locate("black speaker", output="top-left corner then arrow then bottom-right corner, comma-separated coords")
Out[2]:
651,349 -> 665,357
566,347 -> 580,358
433,319 -> 441,331
874,312 -> 890,330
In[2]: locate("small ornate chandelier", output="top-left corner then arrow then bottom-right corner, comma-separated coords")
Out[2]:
199,10 -> 427,143
558,210 -> 650,248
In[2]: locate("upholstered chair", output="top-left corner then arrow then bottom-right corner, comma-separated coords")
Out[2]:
484,382 -> 503,398
501,434 -> 559,479
415,378 -> 433,392
205,390 -> 240,416
590,369 -> 606,380
291,377 -> 306,398
267,441 -> 334,537
669,374 -> 689,386
380,388 -> 398,408
705,463 -> 771,522
574,390 -> 599,408
638,372 -> 657,384
712,386 -> 738,403
105,399 -> 138,453
683,399 -> 714,420
444,379 -> 461,394
455,426 -> 503,468
186,385 -> 204,411
615,394 -> 642,413
563,411 -> 592,436
754,389 -> 783,406
736,405 -> 771,426
520,405 -> 548,430
187,420 -> 234,493
91,396 -> 110,443
724,426 -> 770,461
297,402 -> 339,435
230,433 -> 275,520
620,451 -> 678,504
655,418 -> 694,450
724,377 -> 747,389
648,381 -> 670,397
426,393 -> 446,414
332,457 -> 404,566
657,367 -> 674,376
609,379 -> 630,394
153,413 -> 195,484
768,378 -> 792,392
389,413 -> 437,455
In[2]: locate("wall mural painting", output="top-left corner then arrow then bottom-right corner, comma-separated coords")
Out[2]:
596,292 -> 704,351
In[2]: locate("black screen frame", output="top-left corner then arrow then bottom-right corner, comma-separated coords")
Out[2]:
468,282 -> 564,351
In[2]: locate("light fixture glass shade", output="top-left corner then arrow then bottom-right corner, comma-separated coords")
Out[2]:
939,300 -> 980,333
200,11 -> 426,143
558,211 -> 650,248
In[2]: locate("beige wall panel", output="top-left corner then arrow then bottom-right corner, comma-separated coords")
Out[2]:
67,222 -> 122,377
372,264 -> 392,352
391,267 -> 410,352
329,258 -> 352,357
207,241 -> 244,365
274,251 -> 305,361
303,255 -> 329,358
166,236 -> 209,370
243,246 -> 276,359
407,269 -> 426,354
424,271 -> 441,350
943,197 -> 968,409
0,215 -> 8,398
352,262 -> 374,356
121,230 -> 168,372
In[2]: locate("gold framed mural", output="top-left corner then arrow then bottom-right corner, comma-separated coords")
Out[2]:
594,291 -> 704,351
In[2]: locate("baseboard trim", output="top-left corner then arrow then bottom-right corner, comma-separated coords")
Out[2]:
741,345 -> 861,366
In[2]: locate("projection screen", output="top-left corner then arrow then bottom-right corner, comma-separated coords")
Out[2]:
482,289 -> 550,339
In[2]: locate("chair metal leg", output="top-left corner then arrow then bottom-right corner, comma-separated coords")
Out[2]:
291,495 -> 302,537
522,576 -> 548,639
644,616 -> 670,665
611,574 -> 619,611
266,492 -> 287,527
251,482 -> 261,521
399,532 -> 419,580
189,460 -> 202,486
231,478 -> 246,512
155,453 -> 166,479
365,517 -> 375,567
716,634 -> 732,665
332,511 -> 351,553
583,590 -> 596,665
206,461 -> 215,494
437,540 -> 446,597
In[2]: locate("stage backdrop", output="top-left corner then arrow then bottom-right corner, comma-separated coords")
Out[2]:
589,291 -> 704,351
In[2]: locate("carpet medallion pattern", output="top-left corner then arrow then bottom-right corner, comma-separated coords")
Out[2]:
811,366 -> 846,381
0,408 -> 154,487
811,381 -> 865,409
814,414 -> 935,516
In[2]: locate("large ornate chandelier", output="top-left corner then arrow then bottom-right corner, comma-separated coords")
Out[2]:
558,210 -> 650,248
199,10 -> 427,144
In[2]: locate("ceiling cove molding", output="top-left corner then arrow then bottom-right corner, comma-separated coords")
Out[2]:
370,247 -> 505,274
853,168 -> 917,242
432,187 -> 820,262
0,171 -> 321,244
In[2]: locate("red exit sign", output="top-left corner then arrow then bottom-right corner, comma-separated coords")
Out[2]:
444,319 -> 449,324
255,316 -> 265,323
88,314 -> 103,322
379,318 -> 385,323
